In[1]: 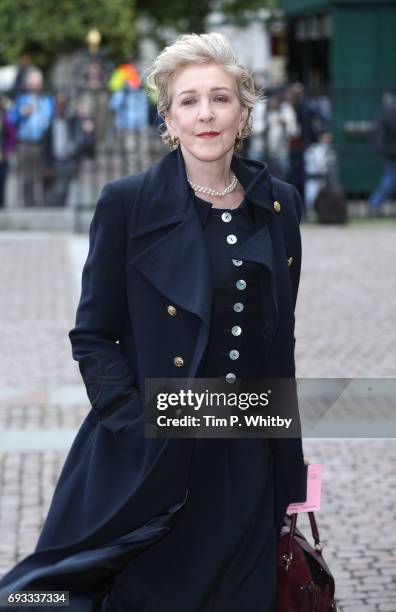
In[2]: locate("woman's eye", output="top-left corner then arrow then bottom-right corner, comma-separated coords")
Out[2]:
181,98 -> 195,106
214,96 -> 228,103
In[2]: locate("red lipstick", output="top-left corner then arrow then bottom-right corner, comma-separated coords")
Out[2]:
197,131 -> 220,138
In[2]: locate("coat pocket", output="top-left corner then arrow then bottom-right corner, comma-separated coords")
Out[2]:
97,392 -> 141,433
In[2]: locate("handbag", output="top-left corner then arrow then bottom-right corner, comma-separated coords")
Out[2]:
314,180 -> 347,224
276,511 -> 338,611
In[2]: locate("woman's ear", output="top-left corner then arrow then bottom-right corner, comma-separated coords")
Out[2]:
164,113 -> 175,137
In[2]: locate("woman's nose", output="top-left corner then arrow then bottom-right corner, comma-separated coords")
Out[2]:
197,101 -> 215,121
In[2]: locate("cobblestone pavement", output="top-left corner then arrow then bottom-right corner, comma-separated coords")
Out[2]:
296,223 -> 396,379
0,233 -> 80,387
0,221 -> 395,611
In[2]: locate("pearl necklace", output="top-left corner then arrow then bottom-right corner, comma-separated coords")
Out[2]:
187,173 -> 238,197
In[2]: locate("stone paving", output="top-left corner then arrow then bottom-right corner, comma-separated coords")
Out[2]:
296,222 -> 396,379
0,220 -> 395,611
0,233 -> 79,387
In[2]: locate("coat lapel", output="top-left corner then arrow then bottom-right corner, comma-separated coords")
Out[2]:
128,147 -> 281,377
129,147 -> 213,327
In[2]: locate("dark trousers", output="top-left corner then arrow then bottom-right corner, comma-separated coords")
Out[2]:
17,141 -> 45,207
47,158 -> 76,207
368,160 -> 396,209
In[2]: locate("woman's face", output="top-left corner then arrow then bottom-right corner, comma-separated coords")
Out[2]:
165,62 -> 248,164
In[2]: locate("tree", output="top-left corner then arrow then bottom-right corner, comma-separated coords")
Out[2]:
0,0 -> 136,71
0,0 -> 278,72
135,0 -> 278,47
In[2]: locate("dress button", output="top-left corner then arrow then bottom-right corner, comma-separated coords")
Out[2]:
232,259 -> 243,266
231,325 -> 242,336
221,212 -> 232,222
229,349 -> 239,360
236,279 -> 246,290
233,302 -> 244,313
287,256 -> 294,267
225,372 -> 237,383
226,234 -> 237,245
273,200 -> 281,213
173,356 -> 184,367
167,305 -> 177,316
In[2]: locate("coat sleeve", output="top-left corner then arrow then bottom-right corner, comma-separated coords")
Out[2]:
69,182 -> 140,432
271,181 -> 308,534
289,184 -> 303,312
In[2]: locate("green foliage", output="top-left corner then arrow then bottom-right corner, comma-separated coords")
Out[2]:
136,0 -> 212,46
135,0 -> 277,48
0,0 -> 136,70
220,0 -> 277,18
0,0 -> 277,71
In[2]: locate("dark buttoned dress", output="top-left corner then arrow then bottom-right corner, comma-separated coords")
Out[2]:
106,194 -> 277,612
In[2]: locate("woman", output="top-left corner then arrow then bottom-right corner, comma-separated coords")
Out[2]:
0,33 -> 307,611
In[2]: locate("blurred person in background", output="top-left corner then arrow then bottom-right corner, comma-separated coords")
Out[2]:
74,30 -> 114,145
0,96 -> 16,207
42,91 -> 95,207
311,130 -> 347,224
109,63 -> 150,171
287,82 -> 330,217
304,130 -> 336,210
368,91 -> 396,216
262,91 -> 298,181
286,83 -> 312,207
9,67 -> 54,206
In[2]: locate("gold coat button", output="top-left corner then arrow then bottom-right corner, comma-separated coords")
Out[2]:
273,200 -> 281,213
167,305 -> 177,316
173,356 -> 184,367
287,256 -> 294,267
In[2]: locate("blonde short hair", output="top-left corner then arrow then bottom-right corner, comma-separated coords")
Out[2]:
144,32 -> 263,151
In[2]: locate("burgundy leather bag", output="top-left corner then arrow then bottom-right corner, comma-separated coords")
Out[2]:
276,512 -> 338,611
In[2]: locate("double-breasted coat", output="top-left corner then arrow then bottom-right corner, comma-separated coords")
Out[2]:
0,147 -> 307,610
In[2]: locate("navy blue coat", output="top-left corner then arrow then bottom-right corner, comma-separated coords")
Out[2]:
0,147 -> 307,610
